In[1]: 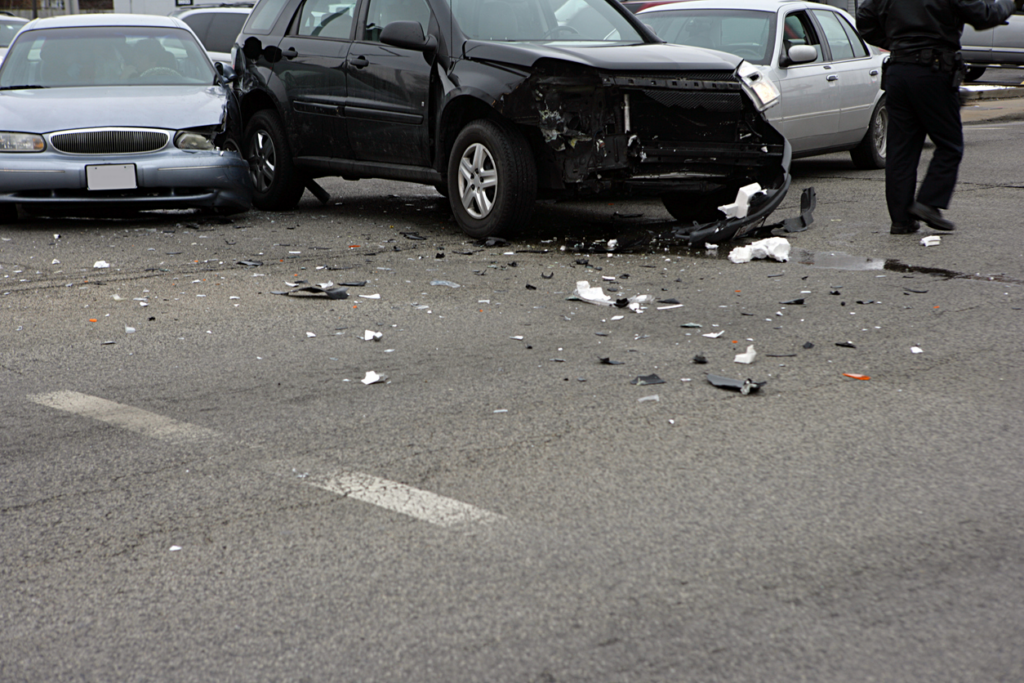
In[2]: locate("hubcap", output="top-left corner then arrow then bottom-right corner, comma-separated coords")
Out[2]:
457,142 -> 497,220
249,130 -> 276,193
875,107 -> 888,159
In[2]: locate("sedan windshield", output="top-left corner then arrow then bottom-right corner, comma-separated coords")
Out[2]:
446,0 -> 644,43
642,9 -> 776,65
0,26 -> 216,89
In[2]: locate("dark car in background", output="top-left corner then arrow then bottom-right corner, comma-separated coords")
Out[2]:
171,3 -> 254,67
232,0 -> 794,241
0,14 -> 252,222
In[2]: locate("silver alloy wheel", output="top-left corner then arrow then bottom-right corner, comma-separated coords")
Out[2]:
249,130 -> 276,193
457,142 -> 498,220
874,106 -> 888,160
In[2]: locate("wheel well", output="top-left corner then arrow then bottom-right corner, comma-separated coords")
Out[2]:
240,90 -> 279,130
438,96 -> 530,177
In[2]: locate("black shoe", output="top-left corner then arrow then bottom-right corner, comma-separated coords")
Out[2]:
890,219 -> 920,234
908,202 -> 955,231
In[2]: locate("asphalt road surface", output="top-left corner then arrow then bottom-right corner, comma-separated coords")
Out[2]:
3,116 -> 1023,682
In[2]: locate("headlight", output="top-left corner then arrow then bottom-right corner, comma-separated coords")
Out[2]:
174,131 -> 216,151
736,61 -> 780,112
0,132 -> 45,152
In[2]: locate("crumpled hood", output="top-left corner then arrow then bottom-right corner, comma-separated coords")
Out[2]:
463,40 -> 742,73
0,85 -> 229,134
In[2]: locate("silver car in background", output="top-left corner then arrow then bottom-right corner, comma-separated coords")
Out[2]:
962,10 -> 1024,81
0,14 -> 28,65
640,0 -> 888,169
0,13 -> 252,223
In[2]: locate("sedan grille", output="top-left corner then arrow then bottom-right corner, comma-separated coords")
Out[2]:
49,129 -> 169,155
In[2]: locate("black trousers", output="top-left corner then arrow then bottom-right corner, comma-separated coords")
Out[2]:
884,63 -> 964,224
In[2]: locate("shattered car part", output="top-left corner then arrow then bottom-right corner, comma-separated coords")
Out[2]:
706,374 -> 765,394
734,345 -> 756,364
630,374 -> 666,386
728,237 -> 791,264
272,285 -> 348,299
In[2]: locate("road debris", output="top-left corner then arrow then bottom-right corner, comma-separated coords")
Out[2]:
431,280 -> 461,288
706,374 -> 765,394
718,182 -> 763,219
842,373 -> 870,380
599,357 -> 624,365
361,371 -> 386,385
638,395 -> 660,403
693,355 -> 708,364
237,260 -> 263,267
571,281 -> 650,312
780,298 -> 804,305
630,374 -> 665,386
911,346 -> 923,354
728,237 -> 792,264
703,331 -> 725,339
363,330 -> 383,342
920,236 -> 941,247
93,260 -> 110,269
734,345 -> 757,364
836,341 -> 856,348
273,285 -> 348,299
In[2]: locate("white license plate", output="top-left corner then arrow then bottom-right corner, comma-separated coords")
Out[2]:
86,164 -> 137,191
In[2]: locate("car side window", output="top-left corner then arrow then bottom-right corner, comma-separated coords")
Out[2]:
838,13 -> 869,59
782,11 -> 822,64
363,0 -> 432,42
811,9 -> 857,62
182,13 -> 214,46
205,13 -> 249,53
295,0 -> 357,38
245,0 -> 292,35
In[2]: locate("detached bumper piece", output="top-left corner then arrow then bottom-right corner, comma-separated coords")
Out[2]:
680,186 -> 817,246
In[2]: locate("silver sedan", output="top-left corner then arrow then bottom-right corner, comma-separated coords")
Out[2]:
640,0 -> 888,169
0,13 -> 252,223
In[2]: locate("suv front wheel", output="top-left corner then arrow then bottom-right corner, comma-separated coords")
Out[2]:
447,119 -> 536,239
245,109 -> 305,210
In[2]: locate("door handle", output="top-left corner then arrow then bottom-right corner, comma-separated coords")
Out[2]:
826,74 -> 838,81
870,69 -> 879,76
283,46 -> 298,59
348,55 -> 369,68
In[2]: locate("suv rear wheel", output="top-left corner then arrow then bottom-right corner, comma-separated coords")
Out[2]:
245,109 -> 304,210
447,119 -> 536,239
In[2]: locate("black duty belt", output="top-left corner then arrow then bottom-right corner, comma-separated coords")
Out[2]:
889,48 -> 962,72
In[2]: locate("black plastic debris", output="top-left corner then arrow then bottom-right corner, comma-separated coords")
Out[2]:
856,300 -> 879,304
542,272 -> 554,279
507,261 -> 517,267
401,232 -> 426,240
480,237 -> 509,248
630,374 -> 665,386
706,374 -> 766,394
803,342 -> 814,349
830,290 -> 841,295
273,286 -> 348,300
526,284 -> 537,290
904,287 -> 928,294
599,357 -> 624,365
338,281 -> 367,287
780,298 -> 804,305
595,332 -> 610,337
766,353 -> 797,358
767,273 -> 784,278
435,252 -> 445,259
575,258 -> 590,266
693,355 -> 708,364
836,341 -> 856,348
614,298 -> 629,308
658,298 -> 681,305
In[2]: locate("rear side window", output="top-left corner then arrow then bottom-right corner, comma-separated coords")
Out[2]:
182,13 -> 214,44
205,13 -> 249,52
812,9 -> 857,61
295,0 -> 357,38
245,0 -> 291,35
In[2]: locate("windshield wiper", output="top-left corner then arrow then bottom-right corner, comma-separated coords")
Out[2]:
0,85 -> 48,90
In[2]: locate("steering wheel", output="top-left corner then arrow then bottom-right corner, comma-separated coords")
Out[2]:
139,66 -> 180,80
541,24 -> 580,39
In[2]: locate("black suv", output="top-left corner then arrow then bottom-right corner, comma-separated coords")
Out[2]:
233,0 -> 792,241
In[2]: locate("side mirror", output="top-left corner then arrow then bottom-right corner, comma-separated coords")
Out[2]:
781,44 -> 818,67
380,20 -> 437,56
216,62 -> 237,83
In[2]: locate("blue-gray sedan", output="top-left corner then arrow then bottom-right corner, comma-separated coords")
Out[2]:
0,13 -> 252,222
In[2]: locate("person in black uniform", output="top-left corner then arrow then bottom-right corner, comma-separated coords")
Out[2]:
857,0 -> 1021,234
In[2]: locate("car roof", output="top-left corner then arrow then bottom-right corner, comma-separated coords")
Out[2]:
639,0 -> 814,14
171,3 -> 254,16
2,15 -> 29,22
21,13 -> 191,31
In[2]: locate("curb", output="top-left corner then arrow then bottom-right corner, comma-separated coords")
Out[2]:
959,86 -> 1024,102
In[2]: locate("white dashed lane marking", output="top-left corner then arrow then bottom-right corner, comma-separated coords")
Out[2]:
28,391 -> 505,529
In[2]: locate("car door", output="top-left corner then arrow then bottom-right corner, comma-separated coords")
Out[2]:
771,9 -> 839,154
343,0 -> 433,166
272,0 -> 356,160
811,8 -> 878,148
990,12 -> 1024,65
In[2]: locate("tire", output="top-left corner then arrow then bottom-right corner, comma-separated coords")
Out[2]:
850,96 -> 887,170
447,119 -> 536,239
965,66 -> 986,83
244,109 -> 304,211
661,188 -> 735,223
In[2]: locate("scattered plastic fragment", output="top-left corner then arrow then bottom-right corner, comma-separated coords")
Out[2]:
100,340 -> 115,345
835,341 -> 856,348
93,260 -> 110,269
718,182 -> 763,219
306,332 -> 316,338
728,237 -> 791,264
361,371 -> 386,385
125,326 -> 135,334
705,243 -> 719,252
706,374 -> 765,394
703,331 -> 725,338
765,353 -> 796,358
111,294 -> 123,301
842,373 -> 870,380
920,236 -> 941,247
359,293 -> 381,299
630,374 -> 665,386
681,323 -> 702,329
169,546 -> 181,551
779,298 -> 804,305
572,281 -> 650,312
734,345 -> 757,364
638,395 -> 660,403
856,300 -> 879,305
657,304 -> 684,310
363,330 -> 382,341
904,287 -> 928,294
803,342 -> 814,349
510,335 -> 524,340
52,259 -> 60,265
526,284 -> 537,290
911,346 -> 923,354
431,280 -> 460,288
237,260 -> 263,267
542,272 -> 554,279
273,285 -> 348,299
599,357 -> 624,365
693,355 -> 707,364
401,231 -> 426,240
493,409 -> 508,413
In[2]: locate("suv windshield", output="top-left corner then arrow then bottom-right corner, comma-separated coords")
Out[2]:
642,9 -> 776,65
446,0 -> 643,43
0,26 -> 216,88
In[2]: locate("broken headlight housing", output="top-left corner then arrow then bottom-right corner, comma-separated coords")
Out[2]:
0,132 -> 45,152
174,131 -> 216,151
735,61 -> 780,112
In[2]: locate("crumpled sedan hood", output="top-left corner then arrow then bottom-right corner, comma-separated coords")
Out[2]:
463,40 -> 742,73
0,85 -> 229,133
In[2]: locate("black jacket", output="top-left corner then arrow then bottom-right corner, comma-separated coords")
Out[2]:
857,0 -> 1015,53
